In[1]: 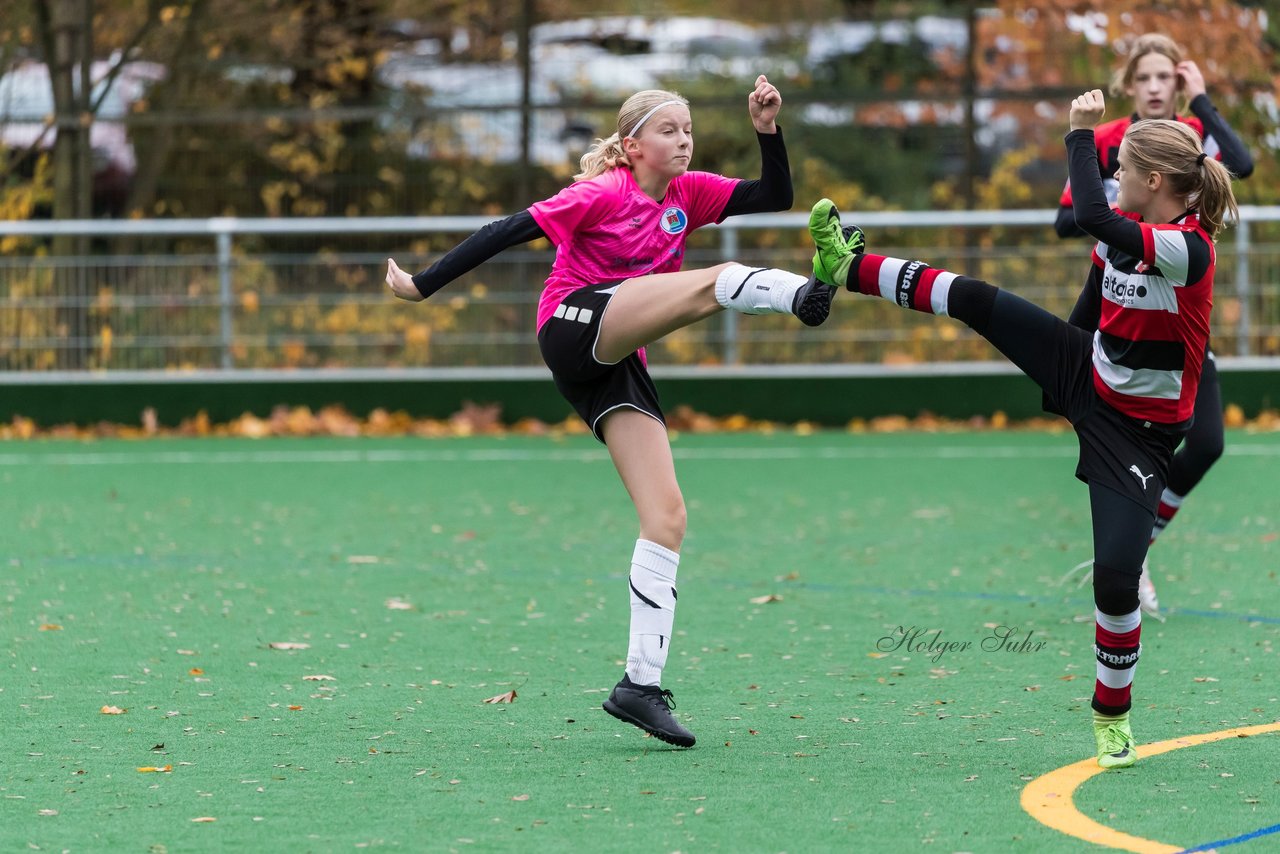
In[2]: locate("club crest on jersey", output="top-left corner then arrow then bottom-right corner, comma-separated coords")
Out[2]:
659,207 -> 688,235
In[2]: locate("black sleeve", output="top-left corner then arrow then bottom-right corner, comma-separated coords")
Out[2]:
1188,93 -> 1254,179
1066,129 -> 1145,258
720,127 -> 793,218
1067,263 -> 1104,332
411,211 -> 546,299
1055,205 -> 1086,239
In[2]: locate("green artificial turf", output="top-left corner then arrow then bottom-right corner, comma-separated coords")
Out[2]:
2,431 -> 1277,852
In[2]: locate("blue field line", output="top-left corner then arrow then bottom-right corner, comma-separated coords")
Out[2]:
715,577 -> 1280,625
1166,607 -> 1280,625
20,551 -> 1280,626
1178,821 -> 1280,852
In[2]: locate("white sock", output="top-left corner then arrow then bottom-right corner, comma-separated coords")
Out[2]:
714,264 -> 810,316
626,539 -> 679,687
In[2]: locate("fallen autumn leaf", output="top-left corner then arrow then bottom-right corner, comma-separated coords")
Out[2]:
482,690 -> 517,704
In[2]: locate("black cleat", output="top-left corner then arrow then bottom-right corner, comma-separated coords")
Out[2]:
791,276 -> 835,327
603,674 -> 696,747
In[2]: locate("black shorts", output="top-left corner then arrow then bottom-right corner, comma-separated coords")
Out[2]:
1040,326 -> 1183,512
537,282 -> 665,443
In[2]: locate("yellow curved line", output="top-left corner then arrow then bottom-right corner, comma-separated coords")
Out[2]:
1020,720 -> 1280,853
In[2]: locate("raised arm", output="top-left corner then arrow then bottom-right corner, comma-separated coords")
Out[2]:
385,211 -> 546,302
1187,96 -> 1254,179
720,75 -> 793,217
720,128 -> 793,217
1066,91 -> 1145,258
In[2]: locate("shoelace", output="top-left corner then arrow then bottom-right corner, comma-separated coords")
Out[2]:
1060,558 -> 1095,588
1100,723 -> 1132,756
649,688 -> 676,711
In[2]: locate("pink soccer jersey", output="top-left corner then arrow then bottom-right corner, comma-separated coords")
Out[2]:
528,167 -> 738,330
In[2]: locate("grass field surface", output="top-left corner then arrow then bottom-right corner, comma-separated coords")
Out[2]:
3,431 -> 1277,852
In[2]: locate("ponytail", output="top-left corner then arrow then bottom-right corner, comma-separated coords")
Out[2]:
1123,120 -> 1240,238
574,133 -> 631,182
1194,157 -> 1239,239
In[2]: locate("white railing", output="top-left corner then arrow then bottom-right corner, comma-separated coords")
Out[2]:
2,207 -> 1279,374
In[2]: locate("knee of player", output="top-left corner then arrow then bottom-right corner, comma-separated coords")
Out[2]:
1092,562 -> 1141,614
647,495 -> 687,545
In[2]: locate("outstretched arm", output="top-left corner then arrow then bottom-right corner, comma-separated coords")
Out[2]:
385,211 -> 546,302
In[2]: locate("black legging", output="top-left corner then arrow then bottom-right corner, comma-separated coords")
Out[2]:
1167,355 -> 1224,497
946,280 -> 1152,612
1088,482 -> 1148,614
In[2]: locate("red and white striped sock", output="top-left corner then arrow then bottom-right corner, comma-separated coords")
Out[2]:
849,254 -> 960,316
1092,607 -> 1141,715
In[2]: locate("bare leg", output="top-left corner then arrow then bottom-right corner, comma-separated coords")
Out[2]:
595,264 -> 734,366
597,408 -> 697,745
602,407 -> 686,549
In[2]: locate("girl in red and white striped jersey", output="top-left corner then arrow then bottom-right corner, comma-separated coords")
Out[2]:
1056,34 -> 1254,618
807,89 -> 1238,769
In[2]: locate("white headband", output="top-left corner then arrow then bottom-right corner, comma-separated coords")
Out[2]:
627,100 -> 685,138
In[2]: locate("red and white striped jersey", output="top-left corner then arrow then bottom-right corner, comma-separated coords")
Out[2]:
1088,212 -> 1214,426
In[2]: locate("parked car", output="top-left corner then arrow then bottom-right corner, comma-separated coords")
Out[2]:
376,16 -> 784,166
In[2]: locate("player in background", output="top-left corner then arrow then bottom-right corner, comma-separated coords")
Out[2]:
808,89 -> 1236,768
1055,34 -> 1254,617
385,76 -> 846,748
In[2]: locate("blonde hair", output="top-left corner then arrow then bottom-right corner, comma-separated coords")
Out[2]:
574,89 -> 688,182
1123,120 -> 1238,237
1110,33 -> 1183,102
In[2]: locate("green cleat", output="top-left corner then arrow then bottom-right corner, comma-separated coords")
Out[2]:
1093,711 -> 1137,769
809,198 -> 866,288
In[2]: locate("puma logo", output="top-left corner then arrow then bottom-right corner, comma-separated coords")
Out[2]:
1128,465 -> 1154,489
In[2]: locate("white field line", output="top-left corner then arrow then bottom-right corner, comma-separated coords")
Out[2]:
0,442 -> 1276,466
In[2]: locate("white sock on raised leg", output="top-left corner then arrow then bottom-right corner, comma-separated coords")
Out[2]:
714,264 -> 810,316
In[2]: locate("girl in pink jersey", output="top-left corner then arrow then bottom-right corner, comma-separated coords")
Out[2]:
807,89 -> 1236,769
385,76 -> 844,747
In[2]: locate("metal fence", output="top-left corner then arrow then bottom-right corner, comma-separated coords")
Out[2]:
2,208 -> 1279,374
